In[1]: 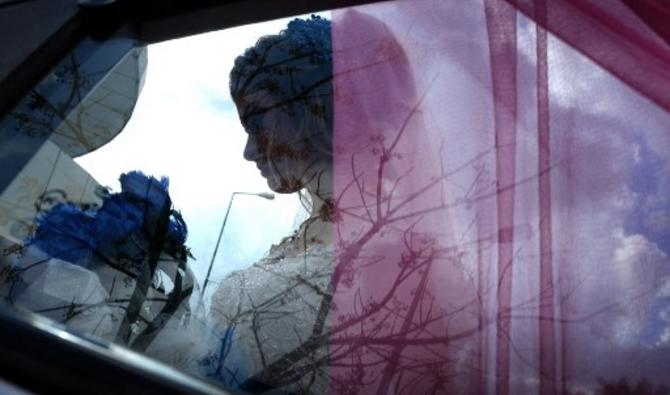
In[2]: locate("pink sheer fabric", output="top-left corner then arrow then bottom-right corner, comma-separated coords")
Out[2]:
331,1 -> 670,394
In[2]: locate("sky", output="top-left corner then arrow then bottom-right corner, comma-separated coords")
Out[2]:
75,15 -> 321,306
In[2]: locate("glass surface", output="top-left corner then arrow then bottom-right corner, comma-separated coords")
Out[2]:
0,13 -> 315,392
1,1 -> 670,394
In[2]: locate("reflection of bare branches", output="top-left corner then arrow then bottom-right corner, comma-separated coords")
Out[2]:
210,80 -> 504,392
14,56 -> 97,148
220,42 -> 642,392
10,49 -> 127,156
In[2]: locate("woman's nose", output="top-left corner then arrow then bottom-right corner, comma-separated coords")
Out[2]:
243,135 -> 258,161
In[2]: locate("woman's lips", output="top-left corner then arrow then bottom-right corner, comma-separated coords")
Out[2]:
256,161 -> 269,175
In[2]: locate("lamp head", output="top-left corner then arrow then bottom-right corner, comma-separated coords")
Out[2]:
258,192 -> 275,200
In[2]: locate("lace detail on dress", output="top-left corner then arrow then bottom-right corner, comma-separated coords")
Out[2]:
211,238 -> 333,394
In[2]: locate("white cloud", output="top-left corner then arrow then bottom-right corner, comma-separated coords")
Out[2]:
656,326 -> 670,347
659,278 -> 670,298
614,233 -> 667,269
610,232 -> 669,344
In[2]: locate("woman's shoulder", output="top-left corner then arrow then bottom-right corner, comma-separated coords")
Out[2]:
217,243 -> 332,290
210,242 -> 333,321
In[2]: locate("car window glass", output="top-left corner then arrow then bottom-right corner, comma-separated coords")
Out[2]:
1,1 -> 669,394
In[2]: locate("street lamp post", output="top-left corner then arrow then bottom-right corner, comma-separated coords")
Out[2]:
199,191 -> 275,304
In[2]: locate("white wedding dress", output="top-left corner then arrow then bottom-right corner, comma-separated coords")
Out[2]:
211,233 -> 333,394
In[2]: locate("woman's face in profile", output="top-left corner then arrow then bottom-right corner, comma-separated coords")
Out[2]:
239,94 -> 326,193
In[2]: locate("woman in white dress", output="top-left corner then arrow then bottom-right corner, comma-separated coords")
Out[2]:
210,15 -> 336,394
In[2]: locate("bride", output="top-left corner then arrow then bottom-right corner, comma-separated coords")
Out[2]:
0,16 -> 338,393
209,15 -> 335,394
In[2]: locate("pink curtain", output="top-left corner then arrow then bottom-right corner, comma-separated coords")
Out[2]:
331,1 -> 670,394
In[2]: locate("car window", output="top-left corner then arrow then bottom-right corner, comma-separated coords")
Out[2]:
1,1 -> 670,394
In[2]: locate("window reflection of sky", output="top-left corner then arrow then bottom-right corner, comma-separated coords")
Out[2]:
75,17 -> 318,308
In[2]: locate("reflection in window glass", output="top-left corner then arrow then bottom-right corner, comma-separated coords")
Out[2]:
2,1 -> 670,394
74,16 -> 309,306
0,14 -> 310,392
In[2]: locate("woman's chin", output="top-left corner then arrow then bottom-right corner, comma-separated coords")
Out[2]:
266,178 -> 287,194
266,177 -> 301,194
